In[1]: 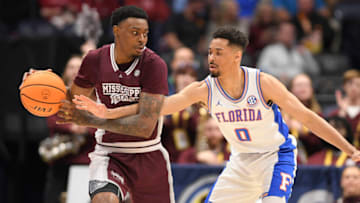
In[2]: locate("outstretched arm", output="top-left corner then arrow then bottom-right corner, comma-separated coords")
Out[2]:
260,72 -> 360,161
73,81 -> 209,118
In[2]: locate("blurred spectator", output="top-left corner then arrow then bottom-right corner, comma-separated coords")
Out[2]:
285,74 -> 324,163
330,69 -> 360,147
307,116 -> 354,166
247,1 -> 277,61
178,116 -> 230,165
162,64 -> 205,162
257,21 -> 320,85
236,0 -> 259,18
207,0 -> 248,45
124,0 -> 170,22
336,0 -> 360,68
68,0 -> 119,20
163,0 -> 210,53
38,0 -> 77,31
172,0 -> 190,13
338,165 -> 360,203
73,4 -> 103,44
292,0 -> 336,53
273,0 -> 328,21
69,0 -> 119,45
41,55 -> 96,203
38,0 -> 106,40
168,47 -> 197,94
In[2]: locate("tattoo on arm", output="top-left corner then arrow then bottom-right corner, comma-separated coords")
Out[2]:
79,93 -> 164,138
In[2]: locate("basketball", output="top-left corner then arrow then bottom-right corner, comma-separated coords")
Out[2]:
20,70 -> 67,117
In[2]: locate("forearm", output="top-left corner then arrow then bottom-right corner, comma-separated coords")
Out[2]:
83,92 -> 164,138
160,94 -> 198,116
106,104 -> 139,119
84,111 -> 156,138
304,110 -> 356,156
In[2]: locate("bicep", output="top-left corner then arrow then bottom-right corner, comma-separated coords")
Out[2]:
138,92 -> 164,119
261,73 -> 310,122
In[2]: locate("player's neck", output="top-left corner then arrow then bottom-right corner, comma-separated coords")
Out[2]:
114,46 -> 136,64
218,66 -> 244,99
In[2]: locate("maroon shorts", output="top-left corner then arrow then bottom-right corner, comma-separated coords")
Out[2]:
88,144 -> 175,203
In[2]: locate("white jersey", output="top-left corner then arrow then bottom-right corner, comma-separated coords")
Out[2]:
204,66 -> 294,154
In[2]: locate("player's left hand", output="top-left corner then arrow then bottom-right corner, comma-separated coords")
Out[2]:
351,150 -> 360,162
19,68 -> 52,89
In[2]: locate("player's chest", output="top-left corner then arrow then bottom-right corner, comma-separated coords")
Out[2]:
96,70 -> 142,104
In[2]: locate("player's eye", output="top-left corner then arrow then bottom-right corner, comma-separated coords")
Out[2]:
132,31 -> 138,36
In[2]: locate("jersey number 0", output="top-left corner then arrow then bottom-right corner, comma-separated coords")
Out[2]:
235,128 -> 251,141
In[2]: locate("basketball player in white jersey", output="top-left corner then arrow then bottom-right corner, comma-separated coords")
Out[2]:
66,27 -> 360,203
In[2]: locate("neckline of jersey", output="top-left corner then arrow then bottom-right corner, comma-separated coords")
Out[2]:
214,66 -> 249,103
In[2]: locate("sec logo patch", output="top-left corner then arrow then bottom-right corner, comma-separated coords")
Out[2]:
247,95 -> 257,106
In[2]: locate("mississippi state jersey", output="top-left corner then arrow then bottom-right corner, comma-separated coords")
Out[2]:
204,66 -> 295,154
74,43 -> 168,147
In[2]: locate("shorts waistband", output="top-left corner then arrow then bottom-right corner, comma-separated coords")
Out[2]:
96,142 -> 162,153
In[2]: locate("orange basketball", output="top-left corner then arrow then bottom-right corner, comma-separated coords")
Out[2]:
20,70 -> 67,117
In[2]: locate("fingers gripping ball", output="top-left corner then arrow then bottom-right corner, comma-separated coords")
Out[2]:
20,71 -> 67,117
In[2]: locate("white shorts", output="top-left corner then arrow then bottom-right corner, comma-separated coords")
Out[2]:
206,142 -> 297,203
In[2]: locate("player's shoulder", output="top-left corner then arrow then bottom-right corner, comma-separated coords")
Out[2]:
84,44 -> 110,59
191,80 -> 207,88
241,65 -> 259,72
258,71 -> 274,83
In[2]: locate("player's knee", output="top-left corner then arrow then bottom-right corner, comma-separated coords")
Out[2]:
89,181 -> 122,203
92,192 -> 120,203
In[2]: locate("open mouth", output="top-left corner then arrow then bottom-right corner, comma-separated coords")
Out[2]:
209,64 -> 217,70
136,46 -> 145,52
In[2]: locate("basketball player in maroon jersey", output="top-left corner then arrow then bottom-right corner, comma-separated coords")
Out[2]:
57,6 -> 174,203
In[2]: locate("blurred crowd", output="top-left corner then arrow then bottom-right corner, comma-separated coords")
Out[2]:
2,0 -> 360,202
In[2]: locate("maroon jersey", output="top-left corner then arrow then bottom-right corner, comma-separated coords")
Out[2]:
74,44 -> 168,148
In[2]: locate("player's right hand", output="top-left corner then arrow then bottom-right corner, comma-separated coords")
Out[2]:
72,95 -> 108,119
351,150 -> 360,162
19,68 -> 52,90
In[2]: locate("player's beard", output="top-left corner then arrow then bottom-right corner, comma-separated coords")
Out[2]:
131,53 -> 142,58
210,71 -> 219,77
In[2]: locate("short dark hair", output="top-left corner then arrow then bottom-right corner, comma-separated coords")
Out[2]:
111,5 -> 148,26
212,27 -> 249,49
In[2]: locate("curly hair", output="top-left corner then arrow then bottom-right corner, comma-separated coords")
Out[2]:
111,5 -> 148,26
212,26 -> 249,49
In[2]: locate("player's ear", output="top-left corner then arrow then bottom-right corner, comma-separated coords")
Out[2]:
112,25 -> 120,36
234,50 -> 242,62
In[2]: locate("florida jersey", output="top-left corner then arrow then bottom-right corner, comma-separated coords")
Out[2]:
204,66 -> 295,154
